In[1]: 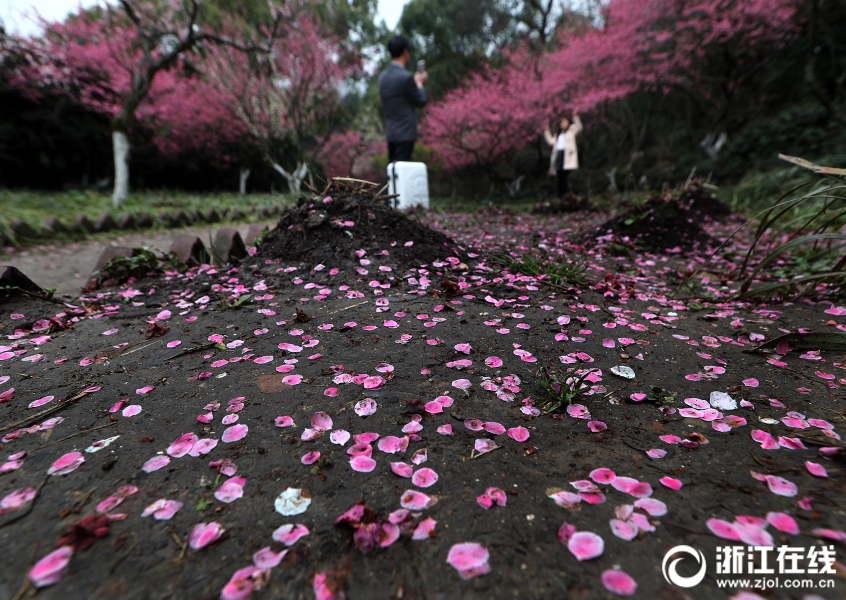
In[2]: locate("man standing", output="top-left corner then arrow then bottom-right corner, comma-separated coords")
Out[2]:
378,36 -> 428,163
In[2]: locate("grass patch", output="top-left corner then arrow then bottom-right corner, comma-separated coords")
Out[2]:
491,251 -> 590,289
0,189 -> 297,231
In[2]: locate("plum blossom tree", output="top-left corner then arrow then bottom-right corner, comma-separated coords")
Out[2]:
204,16 -> 355,192
10,1 -> 280,205
423,0 -> 801,174
316,130 -> 383,181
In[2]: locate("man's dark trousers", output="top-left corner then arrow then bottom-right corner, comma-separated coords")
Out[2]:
388,141 -> 414,163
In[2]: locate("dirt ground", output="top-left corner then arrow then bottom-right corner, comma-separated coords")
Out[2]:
0,199 -> 843,600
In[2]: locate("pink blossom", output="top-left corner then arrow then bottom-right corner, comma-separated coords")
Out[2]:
272,523 -> 310,546
215,477 -> 246,503
567,531 -> 604,561
411,468 -> 438,488
222,424 -> 248,443
446,542 -> 490,579
601,569 -> 637,596
805,461 -> 828,478
29,546 -> 73,588
766,512 -> 800,535
142,455 -> 171,473
350,456 -> 377,472
167,432 -> 199,457
354,398 -> 377,416
253,547 -> 288,569
400,490 -> 438,510
188,522 -> 225,550
48,451 -> 84,476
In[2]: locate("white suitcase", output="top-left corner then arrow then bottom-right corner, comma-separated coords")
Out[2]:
387,161 -> 429,209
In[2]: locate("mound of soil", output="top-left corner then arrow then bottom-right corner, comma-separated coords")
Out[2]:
591,181 -> 728,250
257,187 -> 462,269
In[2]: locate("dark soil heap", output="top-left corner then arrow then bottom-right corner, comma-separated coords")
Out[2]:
590,180 -> 730,250
257,184 -> 462,269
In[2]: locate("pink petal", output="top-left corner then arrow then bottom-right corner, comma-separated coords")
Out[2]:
610,519 -> 639,541
390,462 -> 414,478
411,468 -> 438,488
589,468 -> 617,484
29,546 -> 73,588
329,430 -> 351,445
354,398 -> 377,416
167,432 -> 199,457
766,511 -> 799,535
736,522 -> 774,547
272,523 -> 310,546
363,375 -> 385,390
634,497 -> 667,516
222,424 -> 248,443
601,569 -> 637,596
611,477 -> 653,498
302,451 -> 321,465
47,451 -> 84,476
507,427 -> 530,442
122,404 -> 142,417
483,422 -> 505,435
400,489 -> 438,510
214,477 -> 246,503
751,429 -> 779,450
765,474 -> 799,497
484,356 -> 503,368
188,522 -> 225,549
658,476 -> 683,491
474,439 -> 498,454
188,438 -> 218,457
567,531 -> 604,561
557,522 -> 578,544
446,541 -> 489,573
312,412 -> 334,431
707,518 -> 742,541
253,547 -> 288,569
28,395 -> 55,409
350,455 -> 377,472
412,517 -> 437,540
377,436 -> 408,454
805,461 -> 828,478
142,455 -> 171,473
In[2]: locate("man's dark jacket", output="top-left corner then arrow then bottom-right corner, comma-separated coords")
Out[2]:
378,62 -> 428,143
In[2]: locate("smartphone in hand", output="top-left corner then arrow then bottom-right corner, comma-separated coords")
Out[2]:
417,60 -> 426,74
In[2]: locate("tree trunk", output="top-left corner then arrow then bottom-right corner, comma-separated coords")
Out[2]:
269,159 -> 309,193
239,167 -> 251,195
112,130 -> 131,207
699,131 -> 727,161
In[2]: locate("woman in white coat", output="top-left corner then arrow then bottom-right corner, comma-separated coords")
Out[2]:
543,112 -> 582,198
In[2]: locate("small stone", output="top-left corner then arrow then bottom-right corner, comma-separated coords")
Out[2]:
72,215 -> 95,234
213,228 -> 247,264
245,223 -> 268,246
169,235 -> 209,266
42,216 -> 68,234
0,266 -> 44,295
117,213 -> 136,230
94,212 -> 117,232
94,247 -> 134,273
